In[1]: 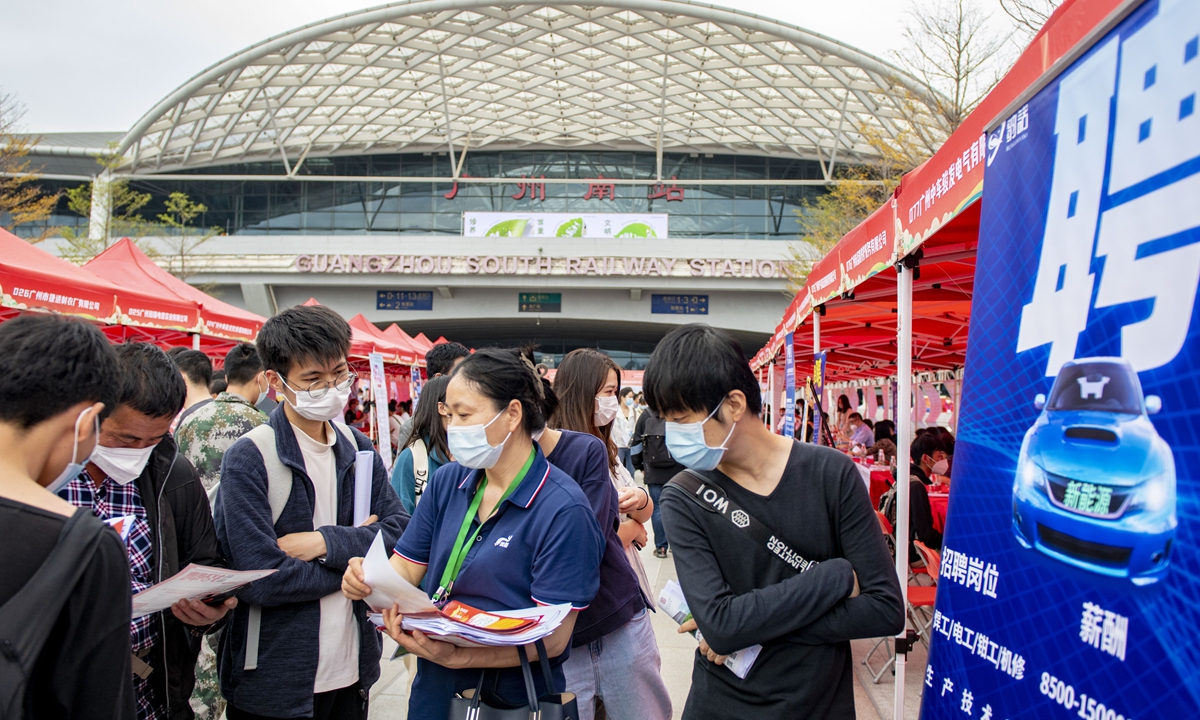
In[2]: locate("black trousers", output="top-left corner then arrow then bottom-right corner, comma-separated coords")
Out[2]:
227,682 -> 368,720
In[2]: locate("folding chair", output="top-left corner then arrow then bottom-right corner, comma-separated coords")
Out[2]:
909,540 -> 941,648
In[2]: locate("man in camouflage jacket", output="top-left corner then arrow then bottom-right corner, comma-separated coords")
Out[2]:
174,343 -> 268,719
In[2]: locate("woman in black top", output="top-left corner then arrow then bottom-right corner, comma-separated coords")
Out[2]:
643,324 -> 904,719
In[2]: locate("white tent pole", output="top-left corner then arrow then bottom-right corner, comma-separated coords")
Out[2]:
769,360 -> 776,432
192,333 -> 200,351
894,264 -> 914,720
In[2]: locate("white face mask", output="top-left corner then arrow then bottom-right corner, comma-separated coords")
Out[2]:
594,395 -> 620,427
280,377 -> 352,423
46,409 -> 97,494
91,443 -> 156,485
931,458 -> 950,476
447,411 -> 511,469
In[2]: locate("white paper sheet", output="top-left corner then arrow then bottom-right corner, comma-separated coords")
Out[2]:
131,564 -> 276,618
362,530 -> 439,614
353,450 -> 374,526
657,580 -> 761,680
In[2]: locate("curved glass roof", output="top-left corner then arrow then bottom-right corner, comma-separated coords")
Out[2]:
117,0 -> 937,173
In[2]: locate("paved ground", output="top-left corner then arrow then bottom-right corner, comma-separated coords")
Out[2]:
368,543 -> 930,719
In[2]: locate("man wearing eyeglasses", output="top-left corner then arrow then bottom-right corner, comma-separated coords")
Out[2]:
213,305 -> 410,720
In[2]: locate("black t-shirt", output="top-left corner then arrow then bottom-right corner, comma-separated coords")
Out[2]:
661,441 -> 904,720
0,497 -> 136,720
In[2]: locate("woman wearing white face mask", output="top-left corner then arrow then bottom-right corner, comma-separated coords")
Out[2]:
644,324 -> 903,720
341,348 -> 604,720
542,349 -> 670,720
613,387 -> 638,475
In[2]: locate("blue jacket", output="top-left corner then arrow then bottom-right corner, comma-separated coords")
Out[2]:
213,406 -> 409,717
390,440 -> 447,514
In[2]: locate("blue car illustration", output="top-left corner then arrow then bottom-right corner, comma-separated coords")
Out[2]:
1012,357 -> 1176,585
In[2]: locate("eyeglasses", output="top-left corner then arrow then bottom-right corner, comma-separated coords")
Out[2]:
285,371 -> 357,399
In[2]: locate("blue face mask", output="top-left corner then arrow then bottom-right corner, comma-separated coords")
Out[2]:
665,399 -> 736,472
447,411 -> 511,469
47,409 -> 96,495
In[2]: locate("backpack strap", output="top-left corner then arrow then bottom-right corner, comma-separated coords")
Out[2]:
666,470 -> 820,574
410,438 -> 429,494
0,510 -> 105,716
241,424 -> 295,671
240,422 -> 361,671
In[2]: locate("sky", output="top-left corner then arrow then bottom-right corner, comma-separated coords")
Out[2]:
3,0 -> 1018,134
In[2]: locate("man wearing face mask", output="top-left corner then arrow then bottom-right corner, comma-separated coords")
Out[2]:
176,343 -> 269,494
58,341 -> 233,720
0,314 -> 136,720
645,324 -> 903,720
214,305 -> 408,720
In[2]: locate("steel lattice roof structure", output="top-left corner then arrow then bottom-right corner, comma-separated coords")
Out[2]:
115,0 -> 938,175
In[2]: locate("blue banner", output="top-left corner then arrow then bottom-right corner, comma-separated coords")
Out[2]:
783,333 -> 796,439
924,2 -> 1200,718
810,351 -> 827,444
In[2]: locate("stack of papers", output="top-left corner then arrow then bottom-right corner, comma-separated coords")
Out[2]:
396,603 -> 572,648
131,564 -> 276,618
658,580 -> 762,680
361,530 -> 570,647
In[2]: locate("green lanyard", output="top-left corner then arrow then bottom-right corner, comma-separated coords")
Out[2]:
431,448 -> 536,604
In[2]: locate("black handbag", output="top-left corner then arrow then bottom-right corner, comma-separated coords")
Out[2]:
447,639 -> 578,720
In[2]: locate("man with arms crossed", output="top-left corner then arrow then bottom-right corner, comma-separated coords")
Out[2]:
645,324 -> 903,719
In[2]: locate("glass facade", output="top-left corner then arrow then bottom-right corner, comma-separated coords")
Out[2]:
18,151 -> 827,241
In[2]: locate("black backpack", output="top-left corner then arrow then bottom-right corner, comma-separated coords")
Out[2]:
641,413 -> 677,469
1,508 -> 106,718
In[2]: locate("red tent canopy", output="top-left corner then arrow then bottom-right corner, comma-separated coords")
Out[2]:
752,0 -> 1127,381
85,238 -> 264,341
0,228 -> 201,334
411,332 -> 435,352
380,324 -> 427,359
348,314 -> 421,365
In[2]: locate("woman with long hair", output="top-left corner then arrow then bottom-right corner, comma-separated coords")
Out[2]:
390,374 -> 452,513
542,348 -> 671,720
342,348 -> 604,719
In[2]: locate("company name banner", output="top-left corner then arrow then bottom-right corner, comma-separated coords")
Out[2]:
294,254 -> 782,279
463,212 -> 668,239
924,2 -> 1200,717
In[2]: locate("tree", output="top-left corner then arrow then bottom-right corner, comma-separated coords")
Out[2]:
156,192 -> 221,280
58,148 -> 156,260
896,0 -> 1009,132
0,93 -> 59,242
1000,0 -> 1060,40
787,0 -> 1008,295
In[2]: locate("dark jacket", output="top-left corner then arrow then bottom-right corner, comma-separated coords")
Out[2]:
137,435 -> 225,720
214,407 -> 409,718
630,409 -> 685,485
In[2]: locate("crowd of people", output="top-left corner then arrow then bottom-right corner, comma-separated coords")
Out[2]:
3,309 -> 912,720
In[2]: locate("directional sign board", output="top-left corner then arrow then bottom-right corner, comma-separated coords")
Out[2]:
519,293 -> 562,313
377,291 -> 433,311
651,294 -> 709,315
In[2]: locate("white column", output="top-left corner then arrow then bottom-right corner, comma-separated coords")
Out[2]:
191,333 -> 201,351
88,171 -> 112,243
894,264 -> 914,720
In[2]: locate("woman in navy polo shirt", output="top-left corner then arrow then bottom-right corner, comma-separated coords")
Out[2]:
341,348 -> 604,718
543,349 -> 671,720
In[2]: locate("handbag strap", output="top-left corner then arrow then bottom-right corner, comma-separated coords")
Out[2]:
667,469 -> 820,574
534,639 -> 555,695
518,645 -> 540,715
